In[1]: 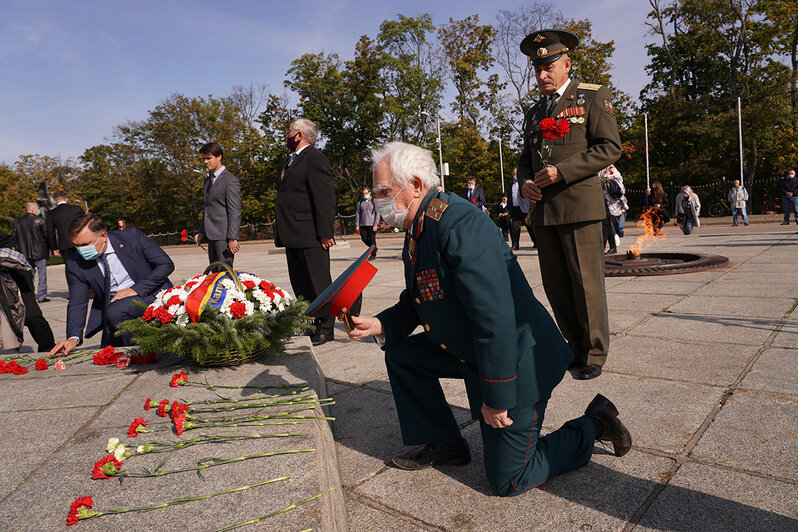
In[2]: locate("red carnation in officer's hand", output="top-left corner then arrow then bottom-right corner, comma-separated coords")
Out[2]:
556,118 -> 570,136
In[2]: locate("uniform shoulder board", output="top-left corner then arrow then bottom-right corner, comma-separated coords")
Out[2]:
425,198 -> 449,221
577,83 -> 602,91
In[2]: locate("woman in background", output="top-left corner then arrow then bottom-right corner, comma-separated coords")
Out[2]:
675,186 -> 701,235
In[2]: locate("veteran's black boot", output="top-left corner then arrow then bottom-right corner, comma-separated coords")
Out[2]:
585,394 -> 632,457
391,438 -> 471,470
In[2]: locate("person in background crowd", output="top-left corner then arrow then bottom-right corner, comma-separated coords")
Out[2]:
507,169 -> 532,250
274,117 -> 337,346
599,164 -> 628,249
46,192 -> 84,260
675,186 -> 701,235
117,220 -> 127,230
601,195 -> 617,255
196,142 -> 242,270
496,194 -> 511,243
47,214 -> 174,357
355,187 -> 381,259
727,180 -> 749,227
646,181 -> 670,229
0,229 -> 55,352
462,177 -> 487,211
781,169 -> 798,225
12,202 -> 50,303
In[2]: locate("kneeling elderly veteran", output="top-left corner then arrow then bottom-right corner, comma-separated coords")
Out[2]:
346,142 -> 631,496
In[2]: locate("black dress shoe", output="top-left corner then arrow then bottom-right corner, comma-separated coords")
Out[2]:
391,438 -> 471,470
781,221 -> 790,225
310,331 -> 334,346
571,363 -> 602,380
38,298 -> 50,303
585,393 -> 632,457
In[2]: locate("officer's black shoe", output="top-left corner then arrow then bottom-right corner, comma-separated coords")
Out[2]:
585,393 -> 632,457
310,330 -> 333,346
391,438 -> 471,470
780,221 -> 790,225
571,363 -> 602,380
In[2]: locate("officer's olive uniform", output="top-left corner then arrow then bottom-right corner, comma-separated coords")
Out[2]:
377,190 -> 597,496
517,79 -> 622,367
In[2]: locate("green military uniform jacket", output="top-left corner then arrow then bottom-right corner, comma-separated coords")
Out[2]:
517,79 -> 622,226
376,190 -> 573,416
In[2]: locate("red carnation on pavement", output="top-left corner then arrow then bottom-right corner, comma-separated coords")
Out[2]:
91,455 -> 124,479
128,418 -> 149,438
67,496 -> 94,526
242,280 -> 256,290
170,401 -> 190,420
144,398 -> 154,410
169,372 -> 188,387
35,359 -> 48,371
1,360 -> 29,375
229,301 -> 247,319
93,345 -> 118,365
157,399 -> 170,417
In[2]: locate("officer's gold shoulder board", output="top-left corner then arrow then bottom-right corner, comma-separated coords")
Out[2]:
425,198 -> 449,221
577,82 -> 602,91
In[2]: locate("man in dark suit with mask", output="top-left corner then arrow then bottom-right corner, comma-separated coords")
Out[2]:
47,214 -> 174,356
196,142 -> 241,270
274,118 -> 337,346
461,177 -> 487,211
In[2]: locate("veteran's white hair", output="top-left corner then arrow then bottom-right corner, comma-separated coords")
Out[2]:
290,117 -> 318,145
371,142 -> 440,190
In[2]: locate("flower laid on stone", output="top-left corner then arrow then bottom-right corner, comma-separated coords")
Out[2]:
0,360 -> 28,375
66,477 -> 290,525
217,487 -> 334,532
169,372 -> 188,387
35,359 -> 48,370
127,418 -> 150,438
167,374 -> 307,392
105,438 -> 129,460
92,346 -> 158,367
116,269 -> 311,366
55,360 -> 66,371
91,455 -> 124,479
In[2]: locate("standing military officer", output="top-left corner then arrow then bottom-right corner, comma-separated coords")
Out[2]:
518,30 -> 622,380
346,142 -> 631,497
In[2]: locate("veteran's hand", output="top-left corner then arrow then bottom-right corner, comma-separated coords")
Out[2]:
320,237 -> 335,250
48,338 -> 78,358
534,166 -> 564,188
111,288 -> 138,303
481,403 -> 513,429
346,314 -> 383,339
521,179 -> 542,202
228,240 -> 240,254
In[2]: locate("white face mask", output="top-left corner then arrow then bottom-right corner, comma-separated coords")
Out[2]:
468,185 -> 475,190
375,183 -> 416,228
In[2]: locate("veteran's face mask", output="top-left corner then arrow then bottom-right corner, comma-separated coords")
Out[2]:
375,183 -> 416,228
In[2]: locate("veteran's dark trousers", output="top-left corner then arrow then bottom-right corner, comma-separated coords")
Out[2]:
535,221 -> 609,367
385,334 -> 596,496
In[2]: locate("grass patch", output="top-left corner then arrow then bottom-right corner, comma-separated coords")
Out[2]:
789,298 -> 798,315
658,469 -> 676,483
720,388 -> 734,405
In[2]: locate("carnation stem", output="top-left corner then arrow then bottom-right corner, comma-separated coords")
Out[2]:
119,449 -> 314,478
187,380 -> 307,391
135,432 -> 305,455
215,487 -> 334,531
189,395 -> 329,414
89,477 -> 290,519
189,403 -> 334,424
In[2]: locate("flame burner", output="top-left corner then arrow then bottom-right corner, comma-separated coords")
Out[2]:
605,252 -> 729,276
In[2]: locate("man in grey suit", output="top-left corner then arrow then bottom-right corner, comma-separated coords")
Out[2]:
196,142 -> 242,270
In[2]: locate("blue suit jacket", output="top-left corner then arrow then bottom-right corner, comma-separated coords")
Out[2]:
65,228 -> 174,342
377,190 -> 573,416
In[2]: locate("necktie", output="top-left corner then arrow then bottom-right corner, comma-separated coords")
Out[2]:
289,152 -> 297,165
548,93 -> 559,115
206,172 -> 214,194
101,255 -> 112,307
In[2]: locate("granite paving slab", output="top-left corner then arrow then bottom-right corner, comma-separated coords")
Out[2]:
605,292 -> 683,313
634,462 -> 798,531
345,498 -> 430,531
627,313 -> 777,346
604,335 -> 755,385
690,388 -> 798,480
693,280 -> 798,298
771,320 -> 798,348
605,278 -> 706,296
609,310 -> 653,334
739,348 -> 798,395
665,294 -> 796,319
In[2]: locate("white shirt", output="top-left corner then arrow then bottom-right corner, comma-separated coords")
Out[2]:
98,239 -> 135,296
210,165 -> 225,186
511,180 -> 522,206
548,78 -> 571,109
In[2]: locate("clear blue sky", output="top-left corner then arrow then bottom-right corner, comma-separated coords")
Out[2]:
0,0 -> 653,163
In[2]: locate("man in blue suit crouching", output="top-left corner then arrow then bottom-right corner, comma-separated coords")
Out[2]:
48,214 -> 174,356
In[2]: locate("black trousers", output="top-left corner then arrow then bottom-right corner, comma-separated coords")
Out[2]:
208,240 -> 234,271
509,207 -> 525,249
358,226 -> 377,252
285,246 -> 334,335
8,270 -> 54,352
103,293 -> 157,347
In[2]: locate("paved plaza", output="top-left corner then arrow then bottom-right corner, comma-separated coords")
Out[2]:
2,215 -> 797,530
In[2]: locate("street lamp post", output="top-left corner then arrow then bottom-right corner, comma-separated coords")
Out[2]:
422,111 -> 445,192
